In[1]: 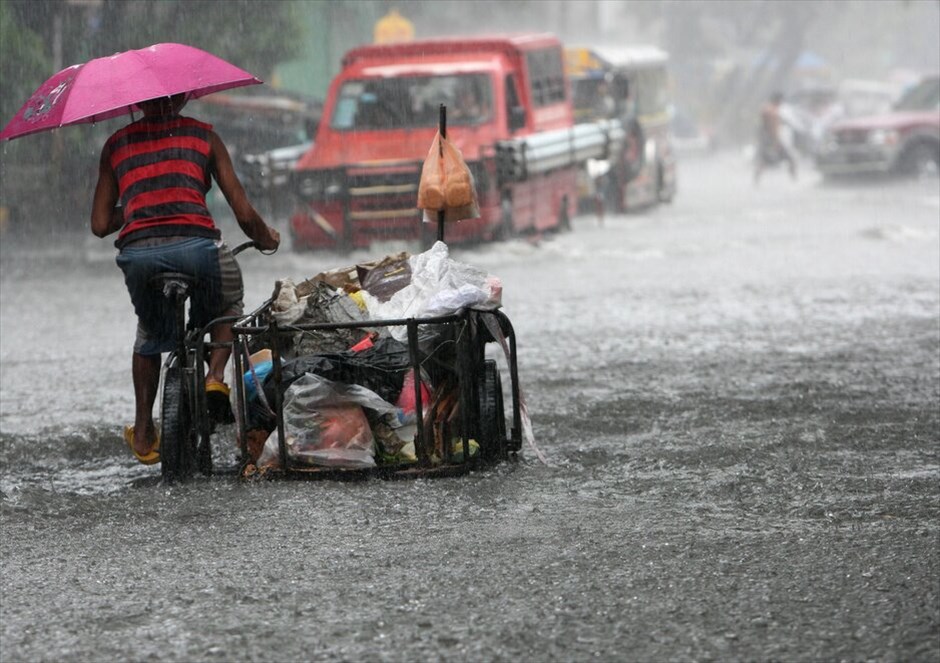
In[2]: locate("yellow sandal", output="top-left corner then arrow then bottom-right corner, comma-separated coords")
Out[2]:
123,425 -> 161,465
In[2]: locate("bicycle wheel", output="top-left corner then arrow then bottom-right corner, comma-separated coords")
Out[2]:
161,361 -> 197,482
478,359 -> 507,461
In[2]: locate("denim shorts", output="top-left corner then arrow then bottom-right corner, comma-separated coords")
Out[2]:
116,236 -> 244,355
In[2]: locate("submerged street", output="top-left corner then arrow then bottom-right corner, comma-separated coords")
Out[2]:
1,151 -> 938,661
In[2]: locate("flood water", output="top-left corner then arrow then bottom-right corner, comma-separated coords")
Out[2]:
2,151 -> 938,661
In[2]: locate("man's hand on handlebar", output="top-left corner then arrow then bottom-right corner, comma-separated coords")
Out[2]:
254,225 -> 280,252
232,224 -> 280,256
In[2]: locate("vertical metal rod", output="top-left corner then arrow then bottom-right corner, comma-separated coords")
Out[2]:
232,338 -> 248,465
459,316 -> 471,464
407,319 -> 427,464
176,294 -> 187,363
437,104 -> 446,243
269,317 -> 289,471
187,298 -> 210,453
498,310 -> 522,446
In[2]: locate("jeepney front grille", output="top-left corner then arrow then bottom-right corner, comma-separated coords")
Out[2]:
346,166 -> 422,223
835,129 -> 869,145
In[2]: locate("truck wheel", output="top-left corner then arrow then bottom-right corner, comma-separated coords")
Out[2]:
495,196 -> 514,241
901,142 -> 940,178
478,359 -> 507,461
558,195 -> 571,232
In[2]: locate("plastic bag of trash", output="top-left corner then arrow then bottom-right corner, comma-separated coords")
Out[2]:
357,253 -> 412,302
279,373 -> 401,468
266,336 -> 412,409
360,242 -> 501,340
256,430 -> 281,469
365,409 -> 416,464
270,278 -> 307,325
296,265 -> 361,295
417,132 -> 480,223
291,281 -> 374,356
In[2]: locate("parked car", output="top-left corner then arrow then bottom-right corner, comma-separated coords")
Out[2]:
786,80 -> 899,157
836,79 -> 898,119
815,74 -> 939,177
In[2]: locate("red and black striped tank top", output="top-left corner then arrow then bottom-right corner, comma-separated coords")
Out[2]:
108,115 -> 221,247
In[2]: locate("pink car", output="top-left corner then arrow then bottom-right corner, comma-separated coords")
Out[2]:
815,75 -> 939,177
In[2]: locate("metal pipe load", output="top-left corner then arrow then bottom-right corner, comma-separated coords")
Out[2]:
495,119 -> 626,182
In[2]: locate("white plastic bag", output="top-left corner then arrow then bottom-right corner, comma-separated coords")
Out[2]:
362,241 -> 500,340
270,278 -> 309,325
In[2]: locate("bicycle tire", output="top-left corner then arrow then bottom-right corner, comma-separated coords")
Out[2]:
161,363 -> 197,482
478,359 -> 507,461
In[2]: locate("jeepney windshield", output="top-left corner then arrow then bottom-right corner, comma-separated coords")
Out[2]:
631,66 -> 670,117
330,73 -> 494,130
571,77 -> 614,121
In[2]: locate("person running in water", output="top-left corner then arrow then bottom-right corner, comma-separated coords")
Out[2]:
754,91 -> 797,185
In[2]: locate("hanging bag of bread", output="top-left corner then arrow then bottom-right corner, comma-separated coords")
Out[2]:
440,135 -> 480,222
417,132 -> 480,223
417,132 -> 445,211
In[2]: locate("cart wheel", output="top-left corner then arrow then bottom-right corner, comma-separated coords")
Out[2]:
161,364 -> 196,482
478,359 -> 507,461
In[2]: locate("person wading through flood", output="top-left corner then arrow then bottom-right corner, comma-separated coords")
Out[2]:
90,93 -> 280,464
754,91 -> 798,185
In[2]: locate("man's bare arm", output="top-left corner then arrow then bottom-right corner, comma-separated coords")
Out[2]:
208,131 -> 280,251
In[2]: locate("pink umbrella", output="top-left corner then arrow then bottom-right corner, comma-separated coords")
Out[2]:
0,42 -> 262,141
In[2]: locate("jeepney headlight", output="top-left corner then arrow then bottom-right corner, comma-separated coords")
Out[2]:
322,176 -> 346,202
868,129 -> 898,146
298,172 -> 344,199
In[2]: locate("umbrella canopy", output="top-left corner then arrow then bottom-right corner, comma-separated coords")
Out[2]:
0,42 -> 262,141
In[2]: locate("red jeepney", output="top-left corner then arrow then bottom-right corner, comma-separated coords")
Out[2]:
289,34 -> 581,250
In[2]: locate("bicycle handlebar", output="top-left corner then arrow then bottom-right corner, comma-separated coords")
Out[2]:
232,240 -> 278,257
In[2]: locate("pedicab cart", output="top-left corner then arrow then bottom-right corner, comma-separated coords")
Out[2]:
230,107 -> 527,479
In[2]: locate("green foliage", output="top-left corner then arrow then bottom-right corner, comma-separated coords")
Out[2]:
2,0 -> 305,108
0,1 -> 50,131
84,0 -> 305,82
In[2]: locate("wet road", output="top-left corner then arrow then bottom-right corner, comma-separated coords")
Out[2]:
1,152 -> 938,661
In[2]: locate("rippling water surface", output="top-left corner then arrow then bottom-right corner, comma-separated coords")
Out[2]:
2,153 -> 938,661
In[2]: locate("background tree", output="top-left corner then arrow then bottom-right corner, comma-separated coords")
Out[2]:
0,2 -> 49,133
